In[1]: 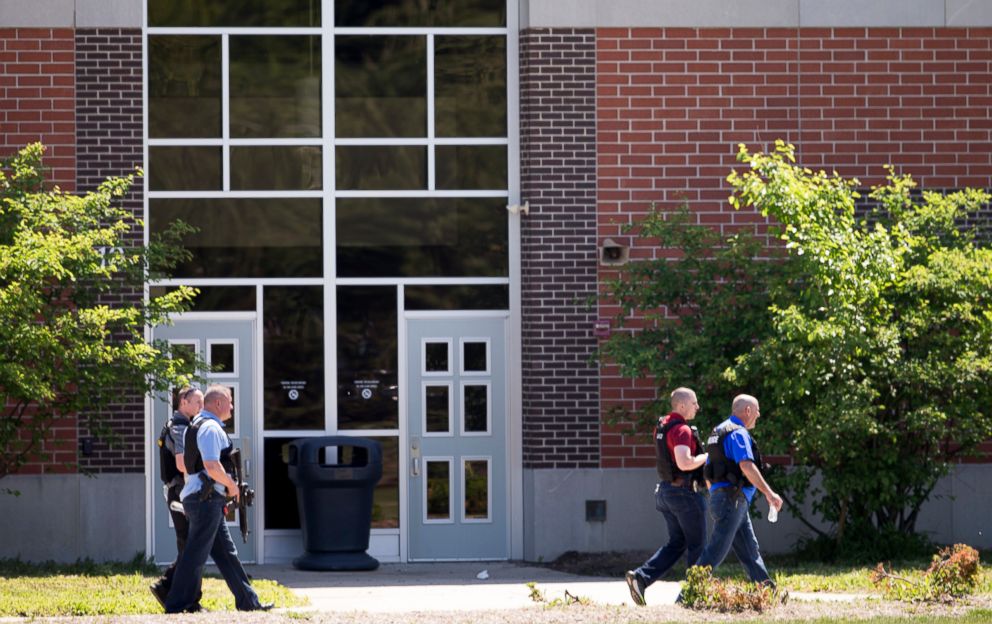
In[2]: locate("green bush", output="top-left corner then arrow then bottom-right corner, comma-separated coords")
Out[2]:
871,543 -> 982,602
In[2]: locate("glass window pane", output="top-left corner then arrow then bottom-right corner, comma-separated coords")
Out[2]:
209,342 -> 235,374
336,146 -> 426,190
149,198 -> 322,278
425,385 -> 450,434
336,36 -> 426,138
426,460 -> 451,520
264,437 -> 300,529
337,286 -> 398,430
149,0 -> 320,27
464,459 -> 489,520
150,286 -> 256,312
231,146 -> 322,190
436,145 -> 507,190
367,436 -> 399,529
424,342 -> 449,373
149,146 -> 221,191
404,285 -> 509,311
463,384 -> 489,433
220,385 -> 236,434
148,36 -> 221,138
170,343 -> 196,370
336,198 -> 508,277
335,0 -> 505,27
263,287 -> 324,430
463,342 -> 488,373
230,36 -> 321,138
435,36 -> 506,137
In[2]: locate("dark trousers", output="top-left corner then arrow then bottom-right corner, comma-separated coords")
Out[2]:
160,483 -> 190,586
634,481 -> 707,586
695,486 -> 772,585
165,491 -> 261,613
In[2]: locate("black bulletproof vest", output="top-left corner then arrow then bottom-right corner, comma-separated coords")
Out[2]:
157,412 -> 186,485
703,421 -> 764,488
183,416 -> 235,476
655,417 -> 705,484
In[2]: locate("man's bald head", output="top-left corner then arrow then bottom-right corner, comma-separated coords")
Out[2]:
670,387 -> 699,419
731,394 -> 760,428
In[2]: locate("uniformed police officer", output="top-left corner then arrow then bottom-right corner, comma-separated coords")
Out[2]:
625,387 -> 709,606
150,386 -> 204,611
163,384 -> 271,613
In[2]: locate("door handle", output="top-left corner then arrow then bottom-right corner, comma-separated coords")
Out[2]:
245,459 -> 250,480
411,457 -> 421,477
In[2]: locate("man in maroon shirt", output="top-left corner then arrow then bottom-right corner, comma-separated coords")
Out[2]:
625,387 -> 709,606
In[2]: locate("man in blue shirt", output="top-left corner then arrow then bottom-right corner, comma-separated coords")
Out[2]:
163,384 -> 271,613
694,394 -> 783,587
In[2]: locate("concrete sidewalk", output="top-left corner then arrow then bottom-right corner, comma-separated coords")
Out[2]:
249,561 -> 672,612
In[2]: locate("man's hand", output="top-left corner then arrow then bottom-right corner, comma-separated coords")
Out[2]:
768,491 -> 783,512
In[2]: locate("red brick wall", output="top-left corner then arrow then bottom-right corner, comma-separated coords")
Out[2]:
0,28 -> 75,189
520,29 -> 601,468
598,27 -> 992,468
1,28 -> 77,475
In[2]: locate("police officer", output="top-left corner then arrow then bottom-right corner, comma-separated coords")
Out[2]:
695,394 -> 782,586
150,386 -> 204,610
163,384 -> 271,613
625,387 -> 709,606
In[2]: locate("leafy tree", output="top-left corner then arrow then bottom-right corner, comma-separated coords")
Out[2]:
600,140 -> 992,549
726,141 -> 992,543
0,143 -> 198,486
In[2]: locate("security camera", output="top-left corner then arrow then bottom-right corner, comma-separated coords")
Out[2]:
600,238 -> 628,266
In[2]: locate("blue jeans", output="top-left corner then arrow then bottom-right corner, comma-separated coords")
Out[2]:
634,482 -> 707,586
164,492 -> 261,612
695,487 -> 772,585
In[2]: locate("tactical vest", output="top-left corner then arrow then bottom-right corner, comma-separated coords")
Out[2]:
157,412 -> 186,485
655,417 -> 705,486
703,421 -> 764,488
183,416 -> 235,476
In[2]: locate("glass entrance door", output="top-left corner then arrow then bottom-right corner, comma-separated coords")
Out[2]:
152,316 -> 258,563
406,316 -> 508,560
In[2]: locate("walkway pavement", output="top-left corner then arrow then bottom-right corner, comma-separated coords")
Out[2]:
249,562 -> 854,613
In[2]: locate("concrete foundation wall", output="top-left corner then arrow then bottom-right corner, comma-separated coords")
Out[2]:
523,465 -> 992,562
0,474 -> 145,562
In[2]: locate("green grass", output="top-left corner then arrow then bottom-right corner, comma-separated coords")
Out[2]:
0,556 -> 307,616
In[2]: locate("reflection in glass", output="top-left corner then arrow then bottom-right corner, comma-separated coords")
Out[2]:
336,198 -> 508,277
170,343 -> 196,371
149,146 -> 221,191
335,0 -> 505,27
221,385 -> 236,434
463,342 -> 488,372
150,286 -> 257,312
405,285 -> 509,311
230,36 -> 321,138
425,342 -> 449,373
426,461 -> 451,520
231,146 -> 322,190
464,459 -> 489,520
435,36 -> 506,137
149,198 -> 322,278
336,146 -> 426,190
464,384 -> 488,433
336,36 -> 426,138
436,145 -> 507,190
425,385 -> 450,434
149,0 -> 321,27
337,287 -> 398,430
367,436 -> 400,528
148,36 -> 221,138
210,343 -> 235,374
263,287 -> 324,430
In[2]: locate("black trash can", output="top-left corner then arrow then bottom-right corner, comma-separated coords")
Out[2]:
286,436 -> 383,571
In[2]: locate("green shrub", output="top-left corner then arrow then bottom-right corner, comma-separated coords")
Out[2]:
871,543 -> 982,602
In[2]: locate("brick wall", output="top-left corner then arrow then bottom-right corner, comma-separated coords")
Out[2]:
520,29 -> 600,468
0,28 -> 77,475
0,28 -> 76,188
75,28 -> 145,473
597,27 -> 992,467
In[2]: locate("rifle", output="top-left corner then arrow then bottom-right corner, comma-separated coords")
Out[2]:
229,447 -> 255,544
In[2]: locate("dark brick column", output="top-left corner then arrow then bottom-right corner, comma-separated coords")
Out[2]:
519,29 -> 600,469
75,28 -> 145,473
